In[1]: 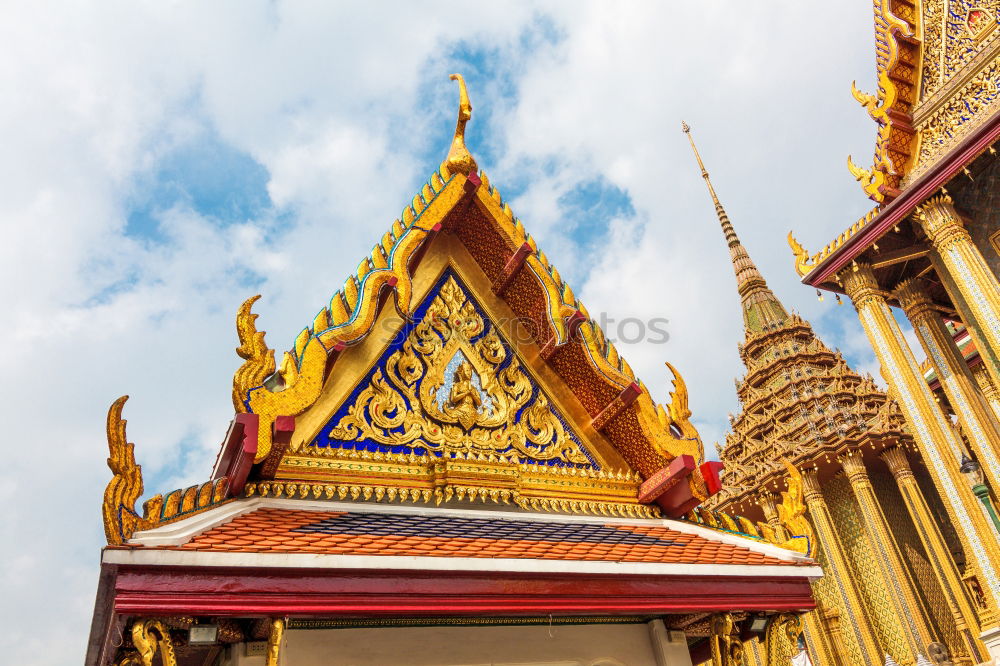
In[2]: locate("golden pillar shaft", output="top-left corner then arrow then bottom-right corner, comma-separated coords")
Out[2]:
897,278 -> 1000,495
801,468 -> 885,665
880,446 -> 987,664
744,636 -> 765,666
841,263 -> 1000,623
839,450 -> 940,663
917,195 -> 1000,393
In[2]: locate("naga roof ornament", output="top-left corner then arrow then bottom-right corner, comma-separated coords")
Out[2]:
103,396 -> 160,545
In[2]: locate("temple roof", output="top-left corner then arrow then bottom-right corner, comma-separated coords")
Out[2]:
103,76 -> 749,561
109,499 -> 818,576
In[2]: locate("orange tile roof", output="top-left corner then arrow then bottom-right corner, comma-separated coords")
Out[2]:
161,508 -> 804,567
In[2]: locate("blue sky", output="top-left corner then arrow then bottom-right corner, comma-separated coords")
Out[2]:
0,3 -> 893,661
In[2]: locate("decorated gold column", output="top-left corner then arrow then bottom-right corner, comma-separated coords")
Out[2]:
841,262 -> 1000,651
896,278 -> 1000,495
801,467 -> 884,665
839,450 -> 939,664
917,194 -> 1000,392
802,603 -> 846,666
880,446 -> 987,664
972,363 -> 1000,421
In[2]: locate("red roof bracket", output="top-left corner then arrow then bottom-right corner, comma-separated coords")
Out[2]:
259,416 -> 296,480
212,413 -> 259,496
637,455 -> 696,504
464,171 -> 482,192
700,461 -> 724,497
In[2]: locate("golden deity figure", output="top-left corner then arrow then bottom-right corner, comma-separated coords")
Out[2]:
447,359 -> 483,430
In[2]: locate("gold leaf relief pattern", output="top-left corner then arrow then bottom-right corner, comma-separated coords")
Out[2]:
824,475 -> 910,663
315,271 -> 594,467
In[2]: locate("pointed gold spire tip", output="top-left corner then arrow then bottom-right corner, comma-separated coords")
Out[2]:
681,122 -> 788,332
445,73 -> 478,176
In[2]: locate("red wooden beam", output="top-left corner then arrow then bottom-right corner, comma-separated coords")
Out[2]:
258,415 -> 296,480
700,461 -> 724,496
464,171 -> 482,192
591,383 -> 642,431
638,455 -> 696,504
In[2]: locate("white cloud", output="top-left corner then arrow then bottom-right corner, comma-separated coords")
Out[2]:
0,2 -> 899,662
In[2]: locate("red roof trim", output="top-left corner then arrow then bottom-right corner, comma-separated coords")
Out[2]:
806,107 -> 1000,287
111,566 -> 817,617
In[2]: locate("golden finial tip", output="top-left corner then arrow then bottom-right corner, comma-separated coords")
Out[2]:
681,120 -> 690,133
445,73 -> 477,176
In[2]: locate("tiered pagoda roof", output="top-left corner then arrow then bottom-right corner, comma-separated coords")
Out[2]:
679,124 -> 912,517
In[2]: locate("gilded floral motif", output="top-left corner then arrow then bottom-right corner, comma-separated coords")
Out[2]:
318,272 -> 593,467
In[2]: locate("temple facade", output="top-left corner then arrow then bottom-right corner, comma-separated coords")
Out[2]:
786,1 -> 1000,664
86,77 -> 821,666
689,120 -> 985,666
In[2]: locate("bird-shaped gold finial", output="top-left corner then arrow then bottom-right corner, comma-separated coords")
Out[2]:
445,73 -> 478,176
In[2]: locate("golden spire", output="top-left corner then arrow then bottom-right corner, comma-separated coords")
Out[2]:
445,73 -> 478,176
681,121 -> 787,333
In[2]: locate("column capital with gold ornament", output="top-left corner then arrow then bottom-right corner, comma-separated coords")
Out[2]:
972,363 -> 1000,421
915,194 -> 1000,393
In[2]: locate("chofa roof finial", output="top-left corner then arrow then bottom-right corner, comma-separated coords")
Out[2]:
446,73 -> 478,176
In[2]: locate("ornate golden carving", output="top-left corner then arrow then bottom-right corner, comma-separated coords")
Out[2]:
266,618 -> 285,666
764,613 -> 802,666
445,73 -> 477,177
103,396 -> 159,545
776,461 -> 814,555
848,0 -> 918,202
249,445 -> 655,517
233,294 -> 276,412
130,620 -> 177,666
223,79 -> 708,494
711,613 -> 746,666
326,274 -> 591,465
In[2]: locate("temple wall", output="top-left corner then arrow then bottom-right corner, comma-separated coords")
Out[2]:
220,621 -> 693,666
872,468 -> 966,657
823,473 -> 909,663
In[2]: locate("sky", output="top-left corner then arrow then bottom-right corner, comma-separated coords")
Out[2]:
0,2 -> 907,662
